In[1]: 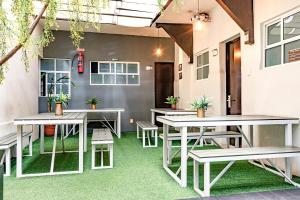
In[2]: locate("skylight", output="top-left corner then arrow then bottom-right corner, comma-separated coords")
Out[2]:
34,0 -> 167,27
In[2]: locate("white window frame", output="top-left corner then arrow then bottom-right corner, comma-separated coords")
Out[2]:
263,7 -> 300,68
90,61 -> 140,86
39,58 -> 71,97
195,50 -> 209,80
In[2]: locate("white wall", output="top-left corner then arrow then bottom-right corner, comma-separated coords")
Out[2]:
0,24 -> 42,141
175,0 -> 300,175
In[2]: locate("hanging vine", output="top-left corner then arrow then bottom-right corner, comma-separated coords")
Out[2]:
0,0 -> 177,84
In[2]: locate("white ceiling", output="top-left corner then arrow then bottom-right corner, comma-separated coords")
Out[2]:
156,0 -> 216,24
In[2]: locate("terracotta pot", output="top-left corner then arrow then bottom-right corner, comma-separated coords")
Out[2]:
171,104 -> 176,110
55,103 -> 63,116
91,104 -> 96,110
197,108 -> 205,118
44,125 -> 55,137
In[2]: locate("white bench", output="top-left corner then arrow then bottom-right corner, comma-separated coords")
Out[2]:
136,121 -> 158,148
0,131 -> 32,176
188,147 -> 300,197
91,129 -> 113,169
160,131 -> 242,164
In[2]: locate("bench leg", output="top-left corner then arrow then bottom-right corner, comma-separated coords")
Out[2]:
40,125 -> 44,154
137,125 -> 139,139
92,144 -> 95,169
4,148 -> 11,176
203,162 -> 211,197
167,140 -> 172,165
142,130 -> 146,148
109,144 -> 113,168
154,130 -> 158,147
193,160 -> 199,191
100,146 -> 104,167
61,125 -> 65,153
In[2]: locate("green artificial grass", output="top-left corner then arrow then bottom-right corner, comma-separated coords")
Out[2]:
3,132 -> 300,200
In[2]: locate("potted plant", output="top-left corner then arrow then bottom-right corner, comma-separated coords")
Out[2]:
165,96 -> 180,110
191,96 -> 210,118
86,97 -> 101,110
43,74 -> 73,136
54,92 -> 70,116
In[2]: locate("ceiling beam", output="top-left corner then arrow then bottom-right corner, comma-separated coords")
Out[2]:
216,0 -> 254,44
156,23 -> 193,63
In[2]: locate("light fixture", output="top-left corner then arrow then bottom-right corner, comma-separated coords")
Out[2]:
191,0 -> 210,31
155,28 -> 163,57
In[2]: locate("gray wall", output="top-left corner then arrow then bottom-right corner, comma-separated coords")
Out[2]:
39,31 -> 175,131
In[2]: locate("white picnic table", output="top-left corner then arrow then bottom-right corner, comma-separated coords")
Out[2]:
150,108 -> 196,124
65,108 -> 125,141
156,114 -> 299,187
14,112 -> 86,178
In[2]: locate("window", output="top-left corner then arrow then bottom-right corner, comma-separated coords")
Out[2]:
264,10 -> 300,67
90,61 -> 140,85
196,51 -> 209,80
40,58 -> 71,97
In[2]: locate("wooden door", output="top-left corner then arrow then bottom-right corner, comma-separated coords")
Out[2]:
226,38 -> 242,146
155,62 -> 174,108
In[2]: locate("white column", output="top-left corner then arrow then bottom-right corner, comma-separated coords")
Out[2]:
16,125 -> 23,178
285,123 -> 293,180
117,111 -> 121,138
180,126 -> 188,187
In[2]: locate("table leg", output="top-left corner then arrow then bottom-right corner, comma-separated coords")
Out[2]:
84,115 -> 87,152
285,124 -> 293,180
180,126 -> 188,187
163,123 -> 169,168
40,125 -> 44,154
151,111 -> 155,124
249,125 -> 254,147
79,123 -> 84,173
50,125 -> 58,173
16,125 -> 23,178
117,111 -> 121,138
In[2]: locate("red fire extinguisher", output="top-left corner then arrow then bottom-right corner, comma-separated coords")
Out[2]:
77,48 -> 85,73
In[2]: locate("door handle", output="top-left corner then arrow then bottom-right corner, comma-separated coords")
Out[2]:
227,95 -> 231,108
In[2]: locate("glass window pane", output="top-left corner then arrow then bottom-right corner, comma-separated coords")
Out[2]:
116,63 -> 123,73
128,63 -> 138,73
104,74 -> 115,84
111,63 -> 115,73
40,72 -> 46,96
203,66 -> 209,79
62,84 -> 69,95
202,52 -> 209,65
267,22 -> 281,45
116,75 -> 127,84
56,59 -> 70,71
122,63 -> 127,73
55,84 -> 62,95
99,63 -> 110,73
41,59 -> 54,71
56,73 -> 69,83
284,39 -> 300,63
91,74 -> 103,84
47,84 -> 53,95
47,73 -> 55,83
265,46 -> 282,67
197,68 -> 203,80
197,55 -> 202,67
284,12 -> 300,40
128,75 -> 139,84
91,62 -> 98,73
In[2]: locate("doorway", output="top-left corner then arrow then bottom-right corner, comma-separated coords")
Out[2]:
226,37 -> 242,146
154,62 -> 174,124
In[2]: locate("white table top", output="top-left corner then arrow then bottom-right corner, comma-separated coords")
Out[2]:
151,108 -> 196,115
157,115 -> 299,127
65,108 -> 125,113
14,112 -> 86,125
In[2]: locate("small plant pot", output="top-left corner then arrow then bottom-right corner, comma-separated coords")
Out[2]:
91,104 -> 97,110
55,103 -> 63,116
171,104 -> 176,110
44,125 -> 55,137
197,108 -> 205,118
